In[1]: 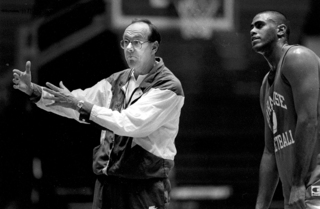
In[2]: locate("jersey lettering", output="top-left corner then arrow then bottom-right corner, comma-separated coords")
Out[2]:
274,130 -> 295,152
273,92 -> 287,109
265,91 -> 287,132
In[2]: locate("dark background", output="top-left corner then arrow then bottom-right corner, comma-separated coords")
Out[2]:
0,0 -> 319,208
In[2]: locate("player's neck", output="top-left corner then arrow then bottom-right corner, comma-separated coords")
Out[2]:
265,43 -> 289,72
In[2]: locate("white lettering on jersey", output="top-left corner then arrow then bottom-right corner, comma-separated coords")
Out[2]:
265,91 -> 287,132
274,130 -> 295,152
273,92 -> 287,109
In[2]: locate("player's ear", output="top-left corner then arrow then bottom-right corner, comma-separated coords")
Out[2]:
152,41 -> 159,54
277,24 -> 287,38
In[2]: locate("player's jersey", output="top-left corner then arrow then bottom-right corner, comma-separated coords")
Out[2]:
260,45 -> 320,204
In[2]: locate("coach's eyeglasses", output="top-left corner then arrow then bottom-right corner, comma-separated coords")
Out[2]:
120,39 -> 150,49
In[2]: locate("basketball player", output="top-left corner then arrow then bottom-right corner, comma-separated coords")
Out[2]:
251,11 -> 320,209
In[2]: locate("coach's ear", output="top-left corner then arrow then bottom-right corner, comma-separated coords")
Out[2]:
277,24 -> 287,38
152,41 -> 159,54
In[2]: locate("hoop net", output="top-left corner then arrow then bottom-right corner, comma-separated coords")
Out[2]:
174,0 -> 221,39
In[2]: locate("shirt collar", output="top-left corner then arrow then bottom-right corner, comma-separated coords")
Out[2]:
129,69 -> 148,84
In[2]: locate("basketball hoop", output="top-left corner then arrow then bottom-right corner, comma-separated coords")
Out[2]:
174,0 -> 221,39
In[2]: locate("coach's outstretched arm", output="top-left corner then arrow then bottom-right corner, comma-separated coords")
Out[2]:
12,61 -> 83,121
12,61 -> 81,110
12,61 -> 33,95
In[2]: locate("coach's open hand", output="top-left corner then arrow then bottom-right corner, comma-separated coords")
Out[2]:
43,81 -> 79,110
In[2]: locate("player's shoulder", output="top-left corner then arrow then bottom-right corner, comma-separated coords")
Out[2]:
282,45 -> 320,82
282,45 -> 319,71
285,45 -> 318,63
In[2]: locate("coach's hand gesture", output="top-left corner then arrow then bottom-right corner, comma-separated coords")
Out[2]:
43,81 -> 79,110
12,61 -> 33,95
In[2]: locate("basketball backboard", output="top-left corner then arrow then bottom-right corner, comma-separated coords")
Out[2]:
109,0 -> 234,38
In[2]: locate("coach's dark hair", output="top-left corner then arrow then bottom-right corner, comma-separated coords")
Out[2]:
128,19 -> 161,44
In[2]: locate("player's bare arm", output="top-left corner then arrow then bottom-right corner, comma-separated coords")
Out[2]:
282,46 -> 319,208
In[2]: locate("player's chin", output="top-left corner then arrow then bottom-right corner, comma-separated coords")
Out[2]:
251,44 -> 263,53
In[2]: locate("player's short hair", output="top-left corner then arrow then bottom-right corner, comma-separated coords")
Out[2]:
259,10 -> 291,40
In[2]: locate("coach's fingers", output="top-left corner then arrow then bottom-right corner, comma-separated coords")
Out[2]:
46,82 -> 61,92
25,61 -> 31,74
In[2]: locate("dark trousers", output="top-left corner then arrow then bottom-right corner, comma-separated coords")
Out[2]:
92,175 -> 171,209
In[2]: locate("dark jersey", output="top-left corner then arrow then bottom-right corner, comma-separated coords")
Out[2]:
260,45 -> 320,204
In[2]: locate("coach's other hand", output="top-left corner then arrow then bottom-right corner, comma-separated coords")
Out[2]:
12,61 -> 33,95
